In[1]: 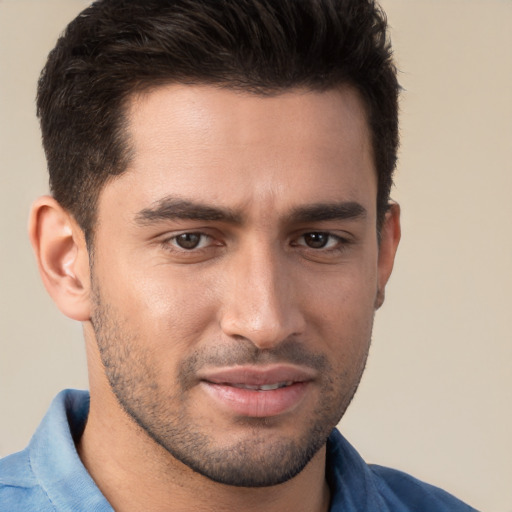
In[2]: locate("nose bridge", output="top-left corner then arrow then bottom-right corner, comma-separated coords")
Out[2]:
220,238 -> 304,347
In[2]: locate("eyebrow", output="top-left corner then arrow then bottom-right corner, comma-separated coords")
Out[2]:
134,196 -> 367,226
135,197 -> 243,225
289,202 -> 367,224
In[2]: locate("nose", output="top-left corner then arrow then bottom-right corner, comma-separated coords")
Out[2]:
219,243 -> 306,349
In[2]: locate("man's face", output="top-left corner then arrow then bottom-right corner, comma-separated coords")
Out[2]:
87,85 -> 395,486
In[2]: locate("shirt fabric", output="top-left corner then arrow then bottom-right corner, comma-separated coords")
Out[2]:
0,389 -> 478,511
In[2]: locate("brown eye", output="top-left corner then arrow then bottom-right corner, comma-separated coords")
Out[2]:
175,233 -> 202,249
303,232 -> 330,249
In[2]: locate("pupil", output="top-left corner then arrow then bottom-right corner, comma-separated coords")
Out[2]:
305,233 -> 328,248
177,233 -> 200,249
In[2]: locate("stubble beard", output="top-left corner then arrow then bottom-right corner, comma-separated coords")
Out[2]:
90,283 -> 371,487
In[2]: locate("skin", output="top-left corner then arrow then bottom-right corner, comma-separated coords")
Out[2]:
30,85 -> 400,512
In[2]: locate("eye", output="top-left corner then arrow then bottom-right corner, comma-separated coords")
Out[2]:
299,232 -> 340,249
169,232 -> 211,250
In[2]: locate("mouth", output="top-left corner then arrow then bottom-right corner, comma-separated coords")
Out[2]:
198,365 -> 314,418
228,381 -> 293,391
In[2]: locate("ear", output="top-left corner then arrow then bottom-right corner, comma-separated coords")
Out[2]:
375,202 -> 401,309
29,196 -> 92,321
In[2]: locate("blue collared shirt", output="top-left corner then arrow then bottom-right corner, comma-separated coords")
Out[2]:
0,389 -> 478,511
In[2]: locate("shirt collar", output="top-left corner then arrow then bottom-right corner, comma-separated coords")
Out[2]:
28,389 -> 113,511
326,429 -> 391,511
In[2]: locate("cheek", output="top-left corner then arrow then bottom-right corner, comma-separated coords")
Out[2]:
116,265 -> 220,349
308,259 -> 378,312
306,263 -> 377,352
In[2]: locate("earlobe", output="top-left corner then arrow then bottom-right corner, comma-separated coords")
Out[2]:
375,202 -> 401,309
29,196 -> 91,321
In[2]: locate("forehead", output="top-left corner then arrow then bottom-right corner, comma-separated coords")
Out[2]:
101,84 -> 376,220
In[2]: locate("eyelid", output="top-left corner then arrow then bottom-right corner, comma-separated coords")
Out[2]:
161,231 -> 217,251
157,228 -> 354,260
292,231 -> 352,249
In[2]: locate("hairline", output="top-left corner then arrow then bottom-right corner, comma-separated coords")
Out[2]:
81,79 -> 384,251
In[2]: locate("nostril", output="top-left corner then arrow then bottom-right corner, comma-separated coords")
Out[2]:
220,304 -> 305,349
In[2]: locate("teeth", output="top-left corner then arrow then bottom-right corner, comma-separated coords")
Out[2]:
232,381 -> 293,391
259,383 -> 286,391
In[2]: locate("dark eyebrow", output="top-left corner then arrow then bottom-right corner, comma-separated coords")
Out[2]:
135,196 -> 366,227
135,196 -> 243,225
289,201 -> 367,224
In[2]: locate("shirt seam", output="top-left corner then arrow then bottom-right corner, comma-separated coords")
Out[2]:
28,446 -> 58,512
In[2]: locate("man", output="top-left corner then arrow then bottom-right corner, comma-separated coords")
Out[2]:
0,0 -> 477,510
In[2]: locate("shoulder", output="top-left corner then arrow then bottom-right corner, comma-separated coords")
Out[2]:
0,450 -> 55,511
369,464 -> 479,512
326,429 -> 479,512
0,389 -> 92,512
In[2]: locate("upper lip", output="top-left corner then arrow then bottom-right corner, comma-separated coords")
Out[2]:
197,364 -> 317,386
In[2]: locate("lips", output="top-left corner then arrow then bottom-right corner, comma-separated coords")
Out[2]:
197,365 -> 315,418
229,381 -> 293,391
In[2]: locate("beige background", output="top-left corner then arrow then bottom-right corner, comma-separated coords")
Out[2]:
1,1 -> 510,511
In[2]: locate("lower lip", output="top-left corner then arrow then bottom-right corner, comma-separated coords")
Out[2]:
200,381 -> 309,418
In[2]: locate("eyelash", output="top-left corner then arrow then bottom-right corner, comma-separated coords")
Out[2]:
162,232 -> 215,251
161,231 -> 351,254
292,232 -> 348,251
